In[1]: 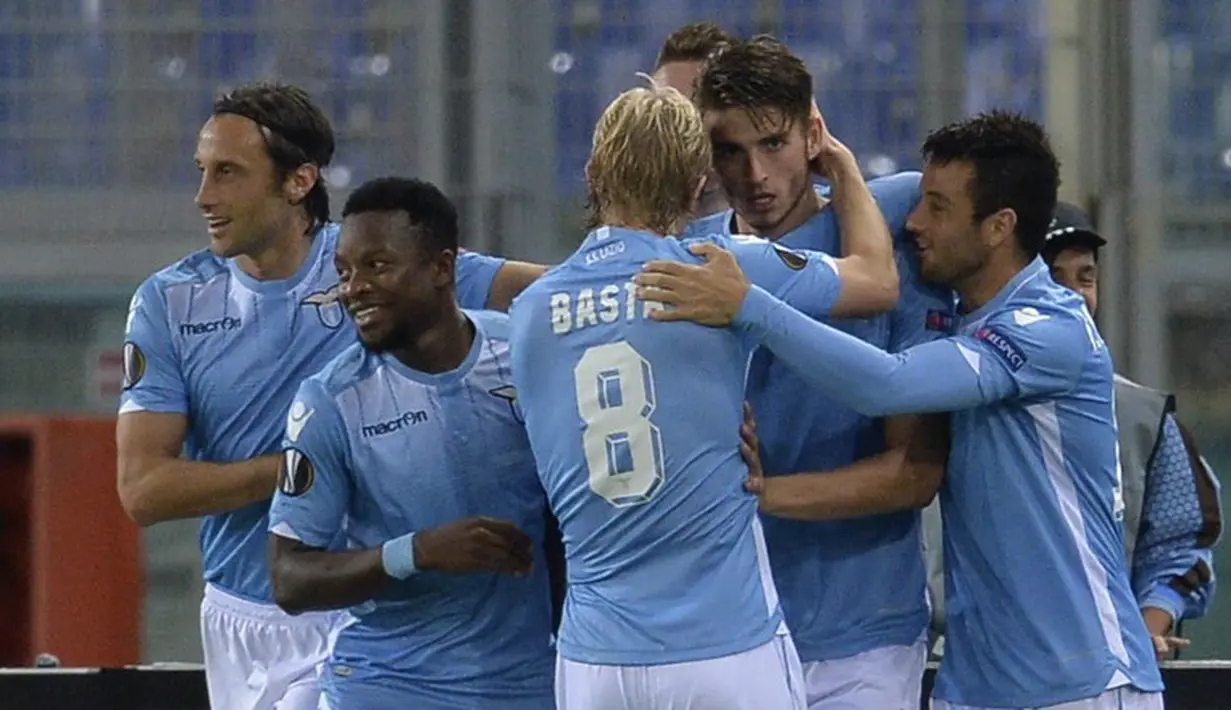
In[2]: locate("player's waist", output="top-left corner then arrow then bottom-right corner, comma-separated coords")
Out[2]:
933,656 -> 1158,708
203,583 -> 339,628
556,612 -> 783,667
787,609 -> 929,663
330,632 -> 555,683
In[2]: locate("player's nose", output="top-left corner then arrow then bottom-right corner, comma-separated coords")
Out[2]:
195,177 -> 219,212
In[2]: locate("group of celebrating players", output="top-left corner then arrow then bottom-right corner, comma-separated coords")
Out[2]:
113,20 -> 1221,710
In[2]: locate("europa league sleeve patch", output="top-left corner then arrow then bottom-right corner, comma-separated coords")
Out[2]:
122,341 -> 146,390
773,245 -> 808,271
279,448 -> 316,497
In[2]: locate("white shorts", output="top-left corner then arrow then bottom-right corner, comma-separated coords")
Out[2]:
555,635 -> 806,710
200,583 -> 339,710
931,686 -> 1164,710
802,638 -> 928,710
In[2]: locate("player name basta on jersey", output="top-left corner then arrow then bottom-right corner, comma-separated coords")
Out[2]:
549,279 -> 663,335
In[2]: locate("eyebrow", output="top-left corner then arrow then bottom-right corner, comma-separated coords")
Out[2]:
924,190 -> 951,206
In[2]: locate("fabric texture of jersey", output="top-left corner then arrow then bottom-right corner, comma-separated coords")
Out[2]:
267,311 -> 554,709
118,223 -> 504,603
508,226 -> 841,666
686,172 -> 957,662
934,259 -> 1163,707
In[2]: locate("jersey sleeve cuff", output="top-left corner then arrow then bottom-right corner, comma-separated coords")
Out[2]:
381,532 -> 419,580
1141,584 -> 1186,622
732,284 -> 780,333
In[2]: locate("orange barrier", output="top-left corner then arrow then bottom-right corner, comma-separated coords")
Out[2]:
0,416 -> 139,667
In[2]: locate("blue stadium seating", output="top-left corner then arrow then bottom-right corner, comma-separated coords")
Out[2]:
0,1 -> 1224,197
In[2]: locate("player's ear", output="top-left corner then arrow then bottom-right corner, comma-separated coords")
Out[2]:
432,248 -> 456,289
285,163 -> 319,206
982,208 -> 1018,249
804,101 -> 823,163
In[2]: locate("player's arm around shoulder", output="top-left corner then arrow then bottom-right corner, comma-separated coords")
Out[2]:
486,258 -> 550,312
116,277 -> 278,526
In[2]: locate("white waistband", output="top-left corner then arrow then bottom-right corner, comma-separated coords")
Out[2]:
202,583 -> 336,628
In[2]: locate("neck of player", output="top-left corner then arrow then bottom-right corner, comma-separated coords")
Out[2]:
235,212 -> 316,281
734,189 -> 827,241
389,305 -> 475,375
956,250 -> 1033,313
600,208 -> 684,237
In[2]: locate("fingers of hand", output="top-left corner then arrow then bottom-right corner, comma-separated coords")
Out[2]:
641,259 -> 691,278
740,422 -> 757,448
687,242 -> 720,259
647,307 -> 690,322
470,521 -> 533,574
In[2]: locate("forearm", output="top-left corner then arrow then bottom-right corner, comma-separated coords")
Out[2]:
1137,552 -> 1216,622
735,287 -> 989,416
271,545 -> 391,614
828,154 -> 895,276
761,450 -> 944,521
120,454 -> 279,526
488,260 -> 549,311
1142,606 -> 1175,636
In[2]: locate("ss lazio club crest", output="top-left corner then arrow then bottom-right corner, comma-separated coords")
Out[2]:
301,284 -> 344,329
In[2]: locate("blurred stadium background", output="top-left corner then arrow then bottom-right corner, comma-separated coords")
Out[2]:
0,0 -> 1228,666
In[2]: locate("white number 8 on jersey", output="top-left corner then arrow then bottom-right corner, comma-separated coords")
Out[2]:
574,342 -> 666,507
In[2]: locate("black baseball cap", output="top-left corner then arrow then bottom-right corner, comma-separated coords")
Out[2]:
1045,202 -> 1107,252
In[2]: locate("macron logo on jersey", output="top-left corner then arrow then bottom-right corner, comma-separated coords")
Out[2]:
179,316 -> 241,336
975,326 -> 1027,371
361,410 -> 428,438
1012,307 -> 1050,327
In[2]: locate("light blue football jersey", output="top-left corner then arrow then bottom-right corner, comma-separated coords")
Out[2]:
731,257 -> 1164,707
936,261 -> 1162,707
266,311 -> 554,709
685,172 -> 957,662
119,224 -> 505,603
507,226 -> 843,666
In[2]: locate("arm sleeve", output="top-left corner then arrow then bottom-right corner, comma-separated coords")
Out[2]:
455,249 -> 507,310
1133,414 -> 1221,621
714,234 -> 843,318
267,380 -> 352,549
118,278 -> 189,416
732,287 -> 1089,416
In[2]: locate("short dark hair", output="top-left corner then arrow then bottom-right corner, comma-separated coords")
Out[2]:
921,111 -> 1060,258
694,35 -> 814,129
213,83 -> 336,229
655,22 -> 735,68
341,177 -> 459,254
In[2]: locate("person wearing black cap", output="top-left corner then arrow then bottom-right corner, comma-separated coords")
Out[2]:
1043,202 -> 1223,662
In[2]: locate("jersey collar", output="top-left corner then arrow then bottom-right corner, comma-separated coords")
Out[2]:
380,312 -> 486,389
961,256 -> 1049,327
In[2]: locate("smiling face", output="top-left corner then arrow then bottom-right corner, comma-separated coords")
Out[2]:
335,210 -> 453,352
193,113 -> 300,259
906,159 -> 993,287
1047,245 -> 1099,315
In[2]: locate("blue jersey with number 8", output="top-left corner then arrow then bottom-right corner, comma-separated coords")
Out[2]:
508,226 -> 842,666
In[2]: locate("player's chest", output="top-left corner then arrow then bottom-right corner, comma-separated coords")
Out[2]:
349,383 -> 539,520
178,288 -> 356,406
